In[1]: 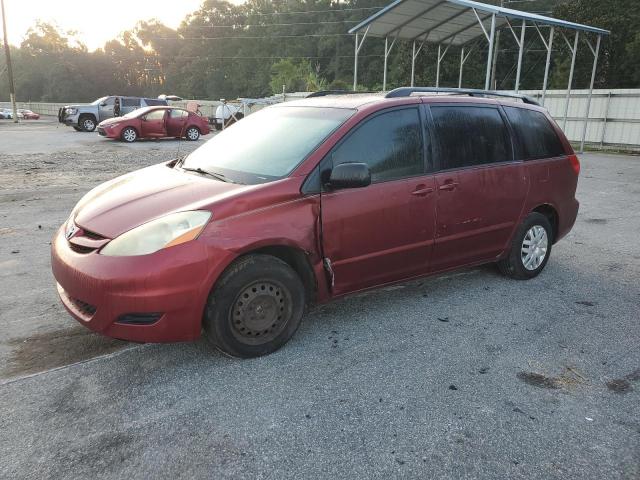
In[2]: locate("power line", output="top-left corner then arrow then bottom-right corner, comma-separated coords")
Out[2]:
184,19 -> 360,29
222,6 -> 385,16
162,33 -> 353,40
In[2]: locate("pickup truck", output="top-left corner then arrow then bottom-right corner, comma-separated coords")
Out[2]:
58,96 -> 167,132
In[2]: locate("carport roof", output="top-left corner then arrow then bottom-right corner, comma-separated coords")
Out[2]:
348,0 -> 610,46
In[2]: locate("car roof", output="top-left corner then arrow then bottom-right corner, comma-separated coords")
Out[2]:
275,91 -> 546,113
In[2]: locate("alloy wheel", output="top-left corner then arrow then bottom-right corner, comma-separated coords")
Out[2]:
521,225 -> 548,271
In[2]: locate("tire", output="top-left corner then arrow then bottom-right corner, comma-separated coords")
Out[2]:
203,254 -> 305,358
121,127 -> 137,143
73,126 -> 82,132
79,115 -> 96,132
498,212 -> 553,280
185,126 -> 200,141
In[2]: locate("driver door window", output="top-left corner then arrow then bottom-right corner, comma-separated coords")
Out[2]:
330,108 -> 424,182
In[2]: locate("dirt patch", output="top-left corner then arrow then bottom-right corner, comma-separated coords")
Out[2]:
606,368 -> 640,394
2,326 -> 130,380
606,379 -> 632,393
585,218 -> 608,224
517,367 -> 586,390
517,372 -> 559,389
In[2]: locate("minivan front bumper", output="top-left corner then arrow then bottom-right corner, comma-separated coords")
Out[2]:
50,225 -> 233,342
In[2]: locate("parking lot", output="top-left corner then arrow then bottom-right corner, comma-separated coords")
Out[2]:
1,119 -> 639,479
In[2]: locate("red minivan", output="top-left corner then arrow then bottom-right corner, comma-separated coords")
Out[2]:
51,88 -> 580,358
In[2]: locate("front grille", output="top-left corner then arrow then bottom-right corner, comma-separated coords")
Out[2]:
82,229 -> 105,240
68,243 -> 95,254
69,296 -> 97,317
97,127 -> 106,136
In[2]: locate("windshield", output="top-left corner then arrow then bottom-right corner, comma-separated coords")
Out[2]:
91,96 -> 108,106
183,106 -> 353,184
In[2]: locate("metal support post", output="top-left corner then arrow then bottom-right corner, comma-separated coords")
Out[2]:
458,44 -> 474,88
515,20 -> 526,92
580,34 -> 601,152
484,14 -> 496,91
600,91 -> 612,147
535,25 -> 554,106
562,30 -> 579,130
353,27 -> 370,91
383,35 -> 397,91
436,45 -> 441,87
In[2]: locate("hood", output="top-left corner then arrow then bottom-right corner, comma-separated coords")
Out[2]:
73,163 -> 251,238
99,117 -> 127,126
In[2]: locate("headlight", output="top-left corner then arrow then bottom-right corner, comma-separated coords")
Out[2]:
100,211 -> 211,257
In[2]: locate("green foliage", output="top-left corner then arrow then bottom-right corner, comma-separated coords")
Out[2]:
1,0 -> 638,103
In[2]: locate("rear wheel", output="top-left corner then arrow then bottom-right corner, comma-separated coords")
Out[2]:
79,115 -> 96,132
185,126 -> 200,141
121,127 -> 137,143
203,254 -> 305,358
498,212 -> 552,280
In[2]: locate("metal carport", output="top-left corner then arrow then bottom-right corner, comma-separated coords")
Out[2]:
349,0 -> 609,150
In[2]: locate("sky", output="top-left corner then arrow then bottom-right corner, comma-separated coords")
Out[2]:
2,0 -> 243,51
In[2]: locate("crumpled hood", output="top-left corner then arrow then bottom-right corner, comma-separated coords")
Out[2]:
73,163 -> 250,238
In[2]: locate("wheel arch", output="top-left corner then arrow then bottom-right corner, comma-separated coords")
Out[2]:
532,203 -> 559,243
240,245 -> 317,306
78,112 -> 97,126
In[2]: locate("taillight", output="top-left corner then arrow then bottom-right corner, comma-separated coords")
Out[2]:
568,155 -> 580,175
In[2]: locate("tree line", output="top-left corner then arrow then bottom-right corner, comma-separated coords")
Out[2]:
1,0 -> 638,103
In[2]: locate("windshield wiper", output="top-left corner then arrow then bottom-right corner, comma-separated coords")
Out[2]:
182,166 -> 230,183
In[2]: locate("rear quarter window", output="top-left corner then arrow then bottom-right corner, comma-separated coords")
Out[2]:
504,106 -> 566,160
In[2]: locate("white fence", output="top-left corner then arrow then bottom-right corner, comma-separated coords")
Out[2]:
2,89 -> 639,149
517,89 -> 640,150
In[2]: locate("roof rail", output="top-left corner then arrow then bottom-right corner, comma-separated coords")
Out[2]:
385,87 -> 540,106
306,90 -> 376,98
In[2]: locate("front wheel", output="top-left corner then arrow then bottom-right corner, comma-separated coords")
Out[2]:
79,115 -> 96,132
203,255 -> 305,358
121,127 -> 137,143
498,212 -> 552,280
185,126 -> 200,141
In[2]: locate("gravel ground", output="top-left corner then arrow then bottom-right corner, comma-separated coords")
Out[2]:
0,120 -> 639,479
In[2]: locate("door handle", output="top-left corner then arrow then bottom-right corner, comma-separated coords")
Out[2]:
411,186 -> 434,196
438,182 -> 458,191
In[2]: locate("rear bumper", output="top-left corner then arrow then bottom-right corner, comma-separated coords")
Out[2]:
50,226 -> 233,342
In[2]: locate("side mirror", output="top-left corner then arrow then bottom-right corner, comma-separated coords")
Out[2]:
327,163 -> 371,189
99,102 -> 107,107
141,115 -> 147,122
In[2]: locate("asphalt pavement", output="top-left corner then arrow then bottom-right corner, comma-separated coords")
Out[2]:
0,121 -> 638,479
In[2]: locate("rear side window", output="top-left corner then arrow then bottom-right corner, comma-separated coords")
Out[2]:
504,106 -> 566,160
122,97 -> 141,107
169,109 -> 188,118
431,106 -> 512,169
331,108 -> 424,183
144,99 -> 166,106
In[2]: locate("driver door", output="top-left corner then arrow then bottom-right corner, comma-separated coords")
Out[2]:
98,97 -> 116,121
141,109 -> 167,138
320,107 -> 437,295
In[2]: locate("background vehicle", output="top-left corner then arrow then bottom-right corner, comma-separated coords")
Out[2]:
18,109 -> 40,120
212,102 -> 244,130
58,96 -> 168,132
97,106 -> 210,142
0,108 -> 12,119
52,88 -> 579,358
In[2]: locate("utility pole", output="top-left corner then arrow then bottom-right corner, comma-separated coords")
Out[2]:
1,0 -> 18,123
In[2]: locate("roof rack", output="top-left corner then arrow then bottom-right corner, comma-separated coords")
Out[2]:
306,90 -> 376,98
385,87 -> 540,106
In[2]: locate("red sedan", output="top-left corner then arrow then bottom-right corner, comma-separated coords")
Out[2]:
97,106 -> 210,142
18,109 -> 40,120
